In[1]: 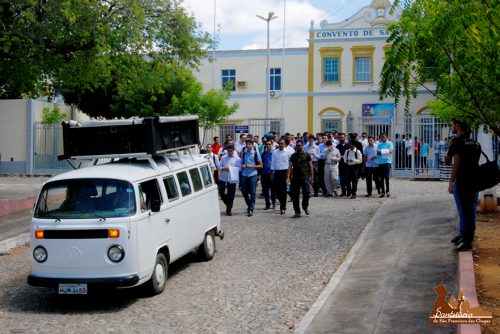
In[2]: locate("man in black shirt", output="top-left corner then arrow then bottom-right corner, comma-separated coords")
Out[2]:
336,133 -> 350,197
447,118 -> 481,251
288,141 -> 314,218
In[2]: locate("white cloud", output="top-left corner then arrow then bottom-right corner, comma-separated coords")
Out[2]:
182,0 -> 374,50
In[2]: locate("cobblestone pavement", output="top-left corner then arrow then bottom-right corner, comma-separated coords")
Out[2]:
0,179 -> 449,334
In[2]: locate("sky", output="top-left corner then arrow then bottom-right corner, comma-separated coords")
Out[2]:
181,0 -> 375,50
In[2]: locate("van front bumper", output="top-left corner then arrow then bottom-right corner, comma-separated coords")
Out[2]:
27,274 -> 139,288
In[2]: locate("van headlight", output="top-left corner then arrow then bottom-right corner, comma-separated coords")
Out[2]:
108,245 -> 125,263
33,246 -> 48,263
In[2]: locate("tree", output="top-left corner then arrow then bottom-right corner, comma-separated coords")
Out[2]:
380,0 -> 500,136
170,81 -> 239,129
0,0 -> 213,104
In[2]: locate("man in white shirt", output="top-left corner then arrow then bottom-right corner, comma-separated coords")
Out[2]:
304,136 -> 321,196
344,141 -> 363,199
206,144 -> 220,182
271,138 -> 292,214
218,145 -> 241,216
234,134 -> 247,154
360,132 -> 369,150
405,134 -> 413,169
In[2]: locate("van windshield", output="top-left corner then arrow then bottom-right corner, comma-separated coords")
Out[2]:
34,179 -> 136,219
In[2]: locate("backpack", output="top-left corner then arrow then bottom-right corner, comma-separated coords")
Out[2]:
470,151 -> 500,192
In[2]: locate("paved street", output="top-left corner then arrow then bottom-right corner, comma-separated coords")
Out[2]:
0,179 -> 449,333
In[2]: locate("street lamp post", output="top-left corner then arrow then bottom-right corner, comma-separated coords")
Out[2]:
257,12 -> 277,133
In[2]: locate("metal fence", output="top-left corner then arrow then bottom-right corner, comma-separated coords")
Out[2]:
360,115 -> 499,180
201,118 -> 285,146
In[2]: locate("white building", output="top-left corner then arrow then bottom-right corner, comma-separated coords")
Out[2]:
195,0 -> 435,137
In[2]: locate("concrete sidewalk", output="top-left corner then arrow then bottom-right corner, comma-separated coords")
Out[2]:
297,196 -> 458,334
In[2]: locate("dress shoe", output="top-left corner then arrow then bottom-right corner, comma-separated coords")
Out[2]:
323,193 -> 332,197
339,193 -> 346,197
455,242 -> 472,252
247,210 -> 253,217
226,210 -> 232,216
313,193 -> 318,197
451,235 -> 463,244
365,194 -> 372,197
386,192 -> 390,197
379,193 -> 385,198
304,209 -> 309,215
264,204 -> 271,210
280,209 -> 285,215
292,213 -> 301,218
350,194 -> 356,199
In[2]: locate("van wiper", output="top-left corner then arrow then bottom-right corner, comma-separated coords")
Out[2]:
94,213 -> 106,221
40,212 -> 61,222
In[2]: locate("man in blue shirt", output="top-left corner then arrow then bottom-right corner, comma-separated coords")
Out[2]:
376,133 -> 394,197
241,140 -> 262,217
363,136 -> 379,197
261,141 -> 276,210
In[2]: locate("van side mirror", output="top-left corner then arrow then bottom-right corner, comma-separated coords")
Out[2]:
151,199 -> 161,212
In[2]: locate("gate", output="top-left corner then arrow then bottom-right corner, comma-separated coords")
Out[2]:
393,115 -> 451,179
33,123 -> 92,174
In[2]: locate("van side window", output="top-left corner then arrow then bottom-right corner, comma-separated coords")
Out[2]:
176,172 -> 192,197
199,165 -> 213,187
163,176 -> 179,202
189,168 -> 203,192
138,179 -> 162,212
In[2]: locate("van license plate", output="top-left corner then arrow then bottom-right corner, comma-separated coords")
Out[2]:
58,284 -> 87,295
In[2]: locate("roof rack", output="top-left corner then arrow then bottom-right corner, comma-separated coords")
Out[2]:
58,116 -> 200,161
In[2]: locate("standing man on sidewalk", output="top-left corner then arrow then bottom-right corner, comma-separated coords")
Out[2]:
288,141 -> 314,218
447,118 -> 481,251
322,140 -> 340,197
218,145 -> 241,216
241,140 -> 262,217
271,139 -> 292,215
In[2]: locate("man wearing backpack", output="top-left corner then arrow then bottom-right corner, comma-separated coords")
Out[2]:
447,118 -> 481,252
241,140 -> 263,217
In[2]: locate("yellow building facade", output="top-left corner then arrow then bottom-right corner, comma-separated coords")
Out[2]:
195,0 -> 434,136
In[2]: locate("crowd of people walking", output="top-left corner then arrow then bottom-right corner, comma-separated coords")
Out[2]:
203,130 -> 394,218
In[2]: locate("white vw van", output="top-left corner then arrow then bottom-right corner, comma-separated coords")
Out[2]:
28,116 -> 223,295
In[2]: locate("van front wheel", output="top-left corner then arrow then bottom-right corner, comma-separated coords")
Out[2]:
198,231 -> 216,261
147,253 -> 168,295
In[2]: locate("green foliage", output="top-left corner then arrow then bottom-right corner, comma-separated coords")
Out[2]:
41,107 -> 67,124
380,0 -> 500,136
170,81 -> 239,128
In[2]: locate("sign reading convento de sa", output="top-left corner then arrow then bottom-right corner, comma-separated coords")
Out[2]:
235,126 -> 249,134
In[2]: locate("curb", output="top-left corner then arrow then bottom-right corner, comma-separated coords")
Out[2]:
457,251 -> 481,334
0,232 -> 29,255
293,199 -> 389,333
0,197 -> 35,217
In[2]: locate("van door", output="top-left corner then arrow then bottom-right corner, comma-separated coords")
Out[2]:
135,178 -> 169,280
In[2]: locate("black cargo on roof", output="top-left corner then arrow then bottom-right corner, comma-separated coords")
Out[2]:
59,116 -> 199,160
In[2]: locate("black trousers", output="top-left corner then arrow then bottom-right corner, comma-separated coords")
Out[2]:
311,161 -> 319,195
273,170 -> 288,211
346,165 -> 360,195
291,177 -> 310,214
317,160 -> 328,194
261,173 -> 276,206
365,167 -> 379,195
378,163 -> 391,194
339,162 -> 348,195
218,181 -> 236,211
